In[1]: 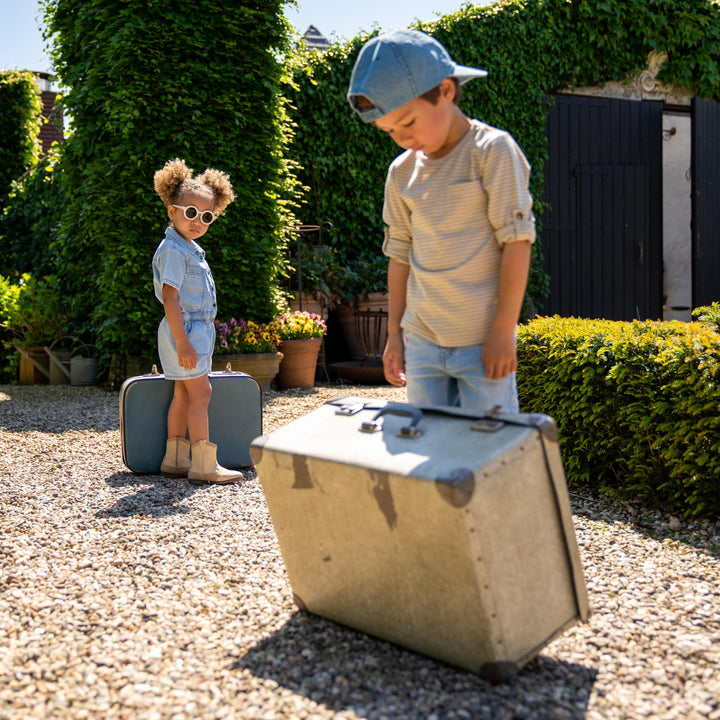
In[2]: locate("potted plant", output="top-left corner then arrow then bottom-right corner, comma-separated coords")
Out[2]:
271,310 -> 328,389
0,273 -> 68,384
212,318 -> 283,391
334,254 -> 389,361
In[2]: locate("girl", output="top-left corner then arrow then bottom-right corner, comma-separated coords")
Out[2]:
152,158 -> 242,484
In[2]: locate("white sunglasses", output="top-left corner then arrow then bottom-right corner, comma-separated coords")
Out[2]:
172,204 -> 218,225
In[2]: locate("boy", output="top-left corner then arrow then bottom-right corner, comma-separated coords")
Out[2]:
347,29 -> 535,412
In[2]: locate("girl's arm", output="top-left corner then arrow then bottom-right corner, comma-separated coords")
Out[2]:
161,284 -> 197,370
482,240 -> 531,380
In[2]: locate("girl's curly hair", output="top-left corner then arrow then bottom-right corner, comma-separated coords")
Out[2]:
153,158 -> 235,214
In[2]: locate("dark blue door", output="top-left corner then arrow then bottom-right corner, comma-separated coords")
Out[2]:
691,97 -> 720,308
542,95 -> 663,320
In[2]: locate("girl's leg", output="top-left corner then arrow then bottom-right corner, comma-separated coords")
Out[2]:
183,374 -> 212,444
167,380 -> 189,439
183,373 -> 243,485
161,381 -> 192,476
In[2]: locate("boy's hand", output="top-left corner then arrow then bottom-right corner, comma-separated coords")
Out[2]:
481,328 -> 517,380
482,240 -> 530,380
383,334 -> 407,386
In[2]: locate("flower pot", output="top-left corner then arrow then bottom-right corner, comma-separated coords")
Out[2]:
276,338 -> 322,389
212,352 -> 283,391
336,293 -> 389,360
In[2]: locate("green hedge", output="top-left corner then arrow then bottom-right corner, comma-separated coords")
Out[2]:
0,70 -> 42,204
0,149 -> 63,278
286,0 -> 720,309
517,313 -> 720,517
38,0 -> 299,357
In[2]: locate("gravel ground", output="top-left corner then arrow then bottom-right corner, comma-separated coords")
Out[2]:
1,383 -> 719,720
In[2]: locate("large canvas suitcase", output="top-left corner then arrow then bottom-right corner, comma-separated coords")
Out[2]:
120,366 -> 262,473
250,397 -> 589,682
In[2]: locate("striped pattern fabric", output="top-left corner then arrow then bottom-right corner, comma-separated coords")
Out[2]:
383,119 -> 536,347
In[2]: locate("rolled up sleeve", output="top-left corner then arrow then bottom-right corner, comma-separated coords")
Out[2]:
482,133 -> 536,247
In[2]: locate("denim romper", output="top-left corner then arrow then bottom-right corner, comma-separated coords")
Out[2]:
152,226 -> 217,380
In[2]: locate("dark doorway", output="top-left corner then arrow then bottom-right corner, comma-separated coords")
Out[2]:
691,97 -> 720,308
541,95 -> 664,320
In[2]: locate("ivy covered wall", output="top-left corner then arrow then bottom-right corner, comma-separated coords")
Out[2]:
286,0 -> 720,307
36,0 -> 298,356
0,70 -> 42,206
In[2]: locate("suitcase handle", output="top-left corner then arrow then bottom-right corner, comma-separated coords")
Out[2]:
360,403 -> 423,438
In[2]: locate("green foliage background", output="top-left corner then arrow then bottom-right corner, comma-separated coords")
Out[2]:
1,149 -> 63,278
0,70 -> 42,205
4,0 -> 720,366
37,0 -> 299,357
286,0 -> 720,308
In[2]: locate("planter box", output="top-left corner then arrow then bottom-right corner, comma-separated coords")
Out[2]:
17,346 -> 50,385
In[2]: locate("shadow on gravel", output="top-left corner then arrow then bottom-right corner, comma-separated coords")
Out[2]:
570,491 -> 720,560
97,472 -> 200,518
235,612 -> 596,720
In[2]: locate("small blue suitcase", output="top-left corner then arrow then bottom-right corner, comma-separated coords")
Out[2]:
119,365 -> 262,473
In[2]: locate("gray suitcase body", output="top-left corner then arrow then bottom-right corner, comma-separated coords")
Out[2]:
120,367 -> 262,473
250,397 -> 589,682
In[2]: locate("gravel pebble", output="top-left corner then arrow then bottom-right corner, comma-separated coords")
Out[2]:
1,383 -> 719,719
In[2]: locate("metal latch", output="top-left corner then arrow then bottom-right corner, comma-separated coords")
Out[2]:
470,404 -> 504,432
471,419 -> 504,433
335,402 -> 365,416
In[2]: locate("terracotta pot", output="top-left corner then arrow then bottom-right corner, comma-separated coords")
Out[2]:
212,352 -> 284,391
336,293 -> 389,360
276,337 -> 322,389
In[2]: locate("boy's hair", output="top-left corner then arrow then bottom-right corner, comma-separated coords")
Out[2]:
154,158 -> 235,214
353,78 -> 463,116
420,78 -> 462,106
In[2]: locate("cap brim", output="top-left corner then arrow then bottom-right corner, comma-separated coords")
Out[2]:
453,65 -> 489,84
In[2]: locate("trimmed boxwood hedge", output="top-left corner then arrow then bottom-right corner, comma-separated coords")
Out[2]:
517,311 -> 720,517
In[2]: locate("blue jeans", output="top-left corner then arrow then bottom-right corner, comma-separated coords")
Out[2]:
404,333 -> 519,412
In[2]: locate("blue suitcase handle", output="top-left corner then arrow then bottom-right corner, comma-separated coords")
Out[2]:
360,403 -> 423,438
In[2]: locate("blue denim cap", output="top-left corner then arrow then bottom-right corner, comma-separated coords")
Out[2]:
347,29 -> 488,123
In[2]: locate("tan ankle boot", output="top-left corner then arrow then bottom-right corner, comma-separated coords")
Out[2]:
188,440 -> 244,485
160,437 -> 191,477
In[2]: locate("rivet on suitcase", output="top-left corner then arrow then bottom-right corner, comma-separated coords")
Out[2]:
120,365 -> 262,473
250,397 -> 589,682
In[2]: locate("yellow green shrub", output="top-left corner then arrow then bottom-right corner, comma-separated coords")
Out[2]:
517,314 -> 720,517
